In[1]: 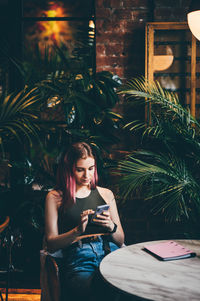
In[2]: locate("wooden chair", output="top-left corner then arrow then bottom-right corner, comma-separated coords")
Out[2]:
40,250 -> 61,301
0,216 -> 10,234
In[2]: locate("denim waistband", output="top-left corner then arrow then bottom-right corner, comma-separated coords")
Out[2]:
72,235 -> 102,248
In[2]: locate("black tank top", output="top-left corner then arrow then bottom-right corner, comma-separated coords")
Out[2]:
58,188 -> 107,235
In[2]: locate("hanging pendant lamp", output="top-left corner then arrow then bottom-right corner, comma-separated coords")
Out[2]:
187,0 -> 200,40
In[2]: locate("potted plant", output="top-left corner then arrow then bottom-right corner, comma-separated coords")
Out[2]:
14,43 -> 123,188
116,77 -> 200,238
0,87 -> 40,215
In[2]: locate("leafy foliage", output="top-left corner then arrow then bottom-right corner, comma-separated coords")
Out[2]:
0,87 -> 40,161
117,77 -> 200,224
5,42 -> 123,189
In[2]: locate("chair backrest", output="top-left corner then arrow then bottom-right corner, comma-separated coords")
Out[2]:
0,216 -> 10,234
40,250 -> 61,301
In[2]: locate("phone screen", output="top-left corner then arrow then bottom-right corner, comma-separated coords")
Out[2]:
91,204 -> 110,222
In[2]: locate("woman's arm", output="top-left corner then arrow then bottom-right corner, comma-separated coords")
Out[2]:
96,187 -> 125,247
45,190 -> 93,252
108,191 -> 125,246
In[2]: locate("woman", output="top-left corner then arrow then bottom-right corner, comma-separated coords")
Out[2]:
45,141 -> 125,300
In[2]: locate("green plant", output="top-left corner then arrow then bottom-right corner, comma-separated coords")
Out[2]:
0,87 -> 40,162
117,77 -> 200,228
14,44 -> 123,188
0,86 -> 41,229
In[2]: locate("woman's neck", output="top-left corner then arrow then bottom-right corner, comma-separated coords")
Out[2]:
75,185 -> 91,198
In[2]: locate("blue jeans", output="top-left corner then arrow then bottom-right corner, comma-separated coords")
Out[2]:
56,236 -> 119,301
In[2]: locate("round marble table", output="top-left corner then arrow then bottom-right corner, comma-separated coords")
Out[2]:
99,239 -> 200,301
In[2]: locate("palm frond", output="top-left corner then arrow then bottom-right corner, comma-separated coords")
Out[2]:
117,148 -> 200,222
0,88 -> 40,158
118,76 -> 199,129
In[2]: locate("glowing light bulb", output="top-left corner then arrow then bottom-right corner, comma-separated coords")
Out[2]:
187,10 -> 200,40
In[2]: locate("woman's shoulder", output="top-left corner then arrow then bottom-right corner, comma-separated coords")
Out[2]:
46,189 -> 62,207
96,186 -> 114,204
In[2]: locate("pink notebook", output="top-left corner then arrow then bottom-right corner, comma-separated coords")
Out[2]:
143,241 -> 196,261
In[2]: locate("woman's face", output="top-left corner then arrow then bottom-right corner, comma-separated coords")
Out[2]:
74,156 -> 95,187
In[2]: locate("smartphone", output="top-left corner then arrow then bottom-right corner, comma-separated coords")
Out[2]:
90,204 -> 110,223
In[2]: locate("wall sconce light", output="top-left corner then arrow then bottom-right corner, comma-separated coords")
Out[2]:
187,0 -> 200,40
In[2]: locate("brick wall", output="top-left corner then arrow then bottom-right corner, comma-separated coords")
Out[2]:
96,0 -> 151,79
154,0 -> 190,22
96,0 -> 191,81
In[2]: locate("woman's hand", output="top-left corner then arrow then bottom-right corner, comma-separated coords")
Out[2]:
93,210 -> 115,232
77,209 -> 94,234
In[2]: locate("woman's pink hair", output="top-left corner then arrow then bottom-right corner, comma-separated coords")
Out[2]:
56,142 -> 98,211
